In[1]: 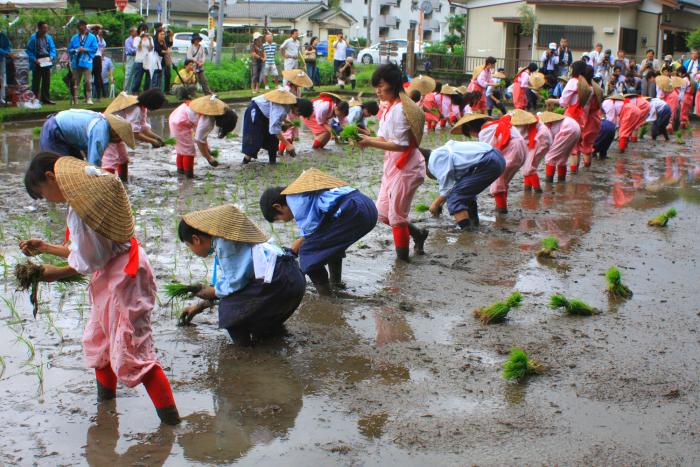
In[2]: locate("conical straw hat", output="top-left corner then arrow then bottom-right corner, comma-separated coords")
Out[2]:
607,94 -> 625,101
55,157 -> 134,244
319,92 -> 343,102
529,72 -> 546,90
577,77 -> 592,106
105,92 -> 138,114
472,65 -> 485,78
282,69 -> 314,87
592,82 -> 603,104
348,97 -> 362,107
105,114 -> 136,149
493,71 -> 506,79
622,92 -> 639,99
456,85 -> 468,95
189,95 -> 228,116
671,76 -> 684,89
183,204 -> 268,244
656,75 -> 672,93
450,113 -> 492,135
538,111 -> 565,124
407,74 -> 436,96
440,84 -> 459,95
399,92 -> 425,145
281,168 -> 349,195
263,89 -> 297,105
510,109 -> 537,126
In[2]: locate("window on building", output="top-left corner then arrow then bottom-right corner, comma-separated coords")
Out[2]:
395,19 -> 400,29
379,27 -> 389,37
619,27 -> 638,55
410,20 -> 417,29
363,18 -> 368,27
423,30 -> 432,40
396,0 -> 401,6
450,5 -> 456,13
380,5 -> 390,14
537,25 -> 594,50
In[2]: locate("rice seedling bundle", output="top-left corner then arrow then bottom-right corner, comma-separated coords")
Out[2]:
163,137 -> 177,146
647,208 -> 677,227
15,261 -> 87,318
605,266 -> 633,299
474,291 -> 522,324
549,294 -> 599,315
638,124 -> 648,139
291,119 -> 302,128
414,204 -> 430,213
553,107 -> 566,115
339,124 -> 361,142
537,236 -> 559,259
502,348 -> 544,381
32,127 -> 42,136
210,149 -> 220,159
164,282 -> 203,300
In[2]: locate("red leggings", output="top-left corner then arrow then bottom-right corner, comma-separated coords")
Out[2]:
176,154 -> 195,172
95,364 -> 176,410
104,163 -> 128,181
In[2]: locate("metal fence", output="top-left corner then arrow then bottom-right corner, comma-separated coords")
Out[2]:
422,53 -> 533,77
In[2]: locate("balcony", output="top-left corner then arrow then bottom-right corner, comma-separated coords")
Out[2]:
422,19 -> 440,30
379,0 -> 397,5
377,15 -> 399,28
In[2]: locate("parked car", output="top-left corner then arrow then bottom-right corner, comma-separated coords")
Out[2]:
171,32 -> 211,54
314,40 -> 356,58
357,39 -> 408,65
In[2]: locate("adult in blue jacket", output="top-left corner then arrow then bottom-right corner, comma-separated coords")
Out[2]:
26,21 -> 57,105
68,20 -> 98,105
0,31 -> 15,105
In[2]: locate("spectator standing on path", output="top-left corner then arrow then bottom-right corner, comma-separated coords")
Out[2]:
640,49 -> 660,72
251,32 -> 264,93
131,24 -> 153,94
333,33 -> 347,77
541,43 -> 559,79
305,37 -> 320,89
124,27 -> 137,93
280,29 -> 301,84
0,31 -> 14,105
556,37 -> 573,77
187,33 -> 211,94
151,29 -> 169,90
68,20 -> 98,105
162,27 -> 174,94
614,50 -> 629,75
589,43 -> 605,74
262,33 -> 279,90
26,21 -> 56,105
91,25 -> 106,101
101,52 -> 114,97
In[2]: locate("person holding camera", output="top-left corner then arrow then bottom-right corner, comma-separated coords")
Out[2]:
131,24 -> 153,94
187,33 -> 211,94
541,43 -> 559,76
640,49 -> 660,72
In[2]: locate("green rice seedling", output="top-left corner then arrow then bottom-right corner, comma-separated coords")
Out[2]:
502,348 -> 544,381
164,282 -> 202,301
339,123 -> 361,142
675,129 -> 684,144
210,149 -> 220,159
648,208 -> 677,227
414,203 -> 430,213
226,132 -> 238,139
474,291 -> 522,324
15,261 -> 86,318
32,127 -> 42,136
638,124 -> 648,139
553,107 -> 566,115
537,236 -> 559,259
605,266 -> 633,299
163,137 -> 177,146
291,119 -> 301,128
549,294 -> 599,315
0,355 -> 6,378
1,294 -> 23,327
16,334 -> 35,361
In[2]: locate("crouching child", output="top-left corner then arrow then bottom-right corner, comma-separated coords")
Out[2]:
260,168 -> 378,296
178,204 -> 306,343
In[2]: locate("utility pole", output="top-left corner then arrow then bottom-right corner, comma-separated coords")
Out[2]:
366,0 -> 372,46
407,27 -> 415,76
215,0 -> 225,65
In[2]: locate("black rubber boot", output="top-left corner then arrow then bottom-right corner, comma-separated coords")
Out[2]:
156,405 -> 181,426
307,267 -> 333,296
395,247 -> 410,262
96,380 -> 116,401
407,224 -> 428,255
466,199 -> 479,226
328,258 -> 346,289
185,170 -> 194,179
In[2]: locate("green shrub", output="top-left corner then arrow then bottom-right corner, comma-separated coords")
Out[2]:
203,59 -> 251,92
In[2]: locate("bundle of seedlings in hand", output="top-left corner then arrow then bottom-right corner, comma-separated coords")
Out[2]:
537,236 -> 559,259
163,137 -> 177,146
675,129 -> 684,144
164,282 -> 203,302
647,208 -> 677,227
291,119 -> 302,128
605,266 -> 633,299
553,107 -> 566,115
549,294 -> 599,315
339,123 -> 361,142
474,291 -> 522,324
32,127 -> 42,136
210,149 -> 220,159
414,203 -> 430,213
502,348 -> 544,381
15,260 -> 86,318
638,124 -> 648,139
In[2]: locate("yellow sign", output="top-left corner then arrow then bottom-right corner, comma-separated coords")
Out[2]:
208,16 -> 215,30
328,34 -> 337,62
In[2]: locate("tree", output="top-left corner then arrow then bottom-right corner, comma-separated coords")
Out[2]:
443,33 -> 461,52
518,4 -> 536,37
447,14 -> 465,39
687,27 -> 700,51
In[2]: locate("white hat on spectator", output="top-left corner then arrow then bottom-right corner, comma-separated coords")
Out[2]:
548,42 -> 557,50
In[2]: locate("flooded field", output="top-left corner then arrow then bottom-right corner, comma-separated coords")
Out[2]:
0,109 -> 699,465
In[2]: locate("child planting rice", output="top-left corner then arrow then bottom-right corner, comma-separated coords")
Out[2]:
647,208 -> 677,227
502,348 -> 544,381
474,291 -> 522,324
539,111 -> 581,183
177,204 -> 306,343
20,153 -> 180,425
302,92 -> 344,149
605,266 -> 633,299
512,109 -> 552,193
260,169 -> 377,295
549,294 -> 599,315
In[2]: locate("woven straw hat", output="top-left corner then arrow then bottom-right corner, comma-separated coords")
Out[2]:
607,94 -> 625,101
558,75 -> 569,82
320,92 -> 343,102
529,72 -> 546,90
264,89 -> 297,105
472,65 -> 485,79
538,111 -> 565,124
183,204 -> 269,244
55,157 -> 134,244
577,77 -> 592,106
105,114 -> 136,149
105,92 -> 138,114
592,82 -> 603,104
450,113 -> 492,135
656,75 -> 673,93
399,92 -> 425,145
281,168 -> 349,195
348,97 -> 362,107
622,92 -> 639,99
671,76 -> 684,89
407,74 -> 436,96
190,95 -> 228,116
440,84 -> 459,95
282,69 -> 314,87
493,71 -> 506,79
510,109 -> 538,126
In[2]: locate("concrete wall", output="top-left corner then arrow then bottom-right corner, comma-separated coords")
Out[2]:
465,1 -> 522,57
637,10 -> 659,58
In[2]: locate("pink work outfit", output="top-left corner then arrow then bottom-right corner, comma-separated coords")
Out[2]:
376,99 -> 425,226
679,77 -> 694,124
467,68 -> 492,111
601,99 -> 624,127
67,208 -> 160,388
103,104 -> 151,171
618,97 -> 650,140
545,116 -> 581,167
520,121 -> 552,177
512,70 -> 530,110
281,84 -> 302,143
694,73 -> 700,115
580,93 -> 602,155
434,93 -> 455,124
559,77 -> 590,154
302,98 -> 335,137
659,87 -> 680,120
102,142 -> 129,171
168,102 -> 215,156
479,124 -> 527,196
422,92 -> 440,128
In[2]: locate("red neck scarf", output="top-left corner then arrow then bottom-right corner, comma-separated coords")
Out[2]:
527,118 -> 539,149
482,115 -> 513,150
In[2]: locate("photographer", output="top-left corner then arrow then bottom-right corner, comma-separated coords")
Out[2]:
589,43 -> 605,74
640,49 -> 660,72
556,37 -> 573,76
607,65 -> 624,95
541,42 -> 559,79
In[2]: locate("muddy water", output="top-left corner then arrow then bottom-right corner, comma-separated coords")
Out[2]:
0,114 -> 699,465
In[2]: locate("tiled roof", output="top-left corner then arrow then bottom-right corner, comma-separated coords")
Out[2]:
309,7 -> 356,22
527,0 -> 641,5
170,0 -> 209,15
226,1 -> 325,19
